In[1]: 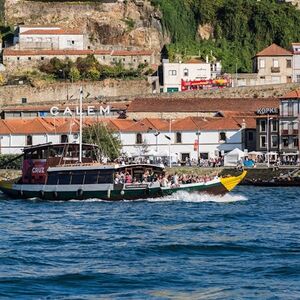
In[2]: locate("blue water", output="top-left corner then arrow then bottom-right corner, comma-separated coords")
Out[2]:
0,186 -> 300,299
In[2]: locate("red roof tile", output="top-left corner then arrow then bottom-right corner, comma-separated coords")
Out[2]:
21,29 -> 83,35
255,43 -> 292,57
128,97 -> 279,113
185,58 -> 206,64
111,50 -> 153,56
3,49 -> 111,56
280,89 -> 300,99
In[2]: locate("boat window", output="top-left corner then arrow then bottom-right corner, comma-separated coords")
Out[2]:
58,172 -> 71,185
71,171 -> 85,185
47,173 -> 58,185
26,135 -> 33,146
60,135 -> 68,143
84,171 -> 98,184
98,170 -> 114,184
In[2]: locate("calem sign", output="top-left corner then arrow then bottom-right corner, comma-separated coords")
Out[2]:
50,105 -> 111,116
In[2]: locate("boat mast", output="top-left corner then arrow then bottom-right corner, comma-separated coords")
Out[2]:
79,86 -> 83,163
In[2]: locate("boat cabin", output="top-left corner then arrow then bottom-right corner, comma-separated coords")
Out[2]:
21,143 -> 99,184
45,164 -> 165,186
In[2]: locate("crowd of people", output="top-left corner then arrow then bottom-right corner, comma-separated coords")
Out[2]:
114,170 -> 219,188
114,156 -> 224,168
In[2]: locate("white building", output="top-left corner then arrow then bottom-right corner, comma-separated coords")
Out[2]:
292,43 -> 300,83
13,25 -> 85,50
162,58 -> 221,93
0,117 -> 248,160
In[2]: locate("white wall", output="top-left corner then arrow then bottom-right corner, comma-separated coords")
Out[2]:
119,129 -> 242,161
0,129 -> 242,158
0,133 -> 78,154
163,62 -> 212,92
58,34 -> 84,50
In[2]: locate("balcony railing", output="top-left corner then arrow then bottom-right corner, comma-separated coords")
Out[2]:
281,129 -> 299,135
271,67 -> 280,73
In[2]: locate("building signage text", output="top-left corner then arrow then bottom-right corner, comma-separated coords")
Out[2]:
50,105 -> 111,116
256,107 -> 278,115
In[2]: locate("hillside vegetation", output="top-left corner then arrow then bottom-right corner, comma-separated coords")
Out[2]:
151,0 -> 300,73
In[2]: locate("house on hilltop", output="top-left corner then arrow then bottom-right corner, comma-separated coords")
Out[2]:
252,43 -> 293,85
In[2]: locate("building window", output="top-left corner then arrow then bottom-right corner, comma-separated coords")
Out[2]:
248,131 -> 254,141
273,59 -> 279,68
26,135 -> 33,146
259,59 -> 265,69
175,132 -> 182,143
28,57 -> 31,61
168,70 -> 177,76
41,57 -> 44,61
123,58 -> 125,62
271,120 -> 277,132
136,133 -> 142,144
60,135 -> 68,143
281,101 -> 288,117
271,135 -> 278,148
103,56 -> 106,60
260,120 -> 266,132
17,57 -> 20,61
282,137 -> 289,148
260,135 -> 266,148
296,75 -> 300,83
219,132 -> 227,142
144,59 -> 147,63
286,59 -> 292,68
183,68 -> 189,77
293,137 -> 299,148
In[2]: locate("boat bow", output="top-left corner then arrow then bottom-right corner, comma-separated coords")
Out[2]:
220,170 -> 247,192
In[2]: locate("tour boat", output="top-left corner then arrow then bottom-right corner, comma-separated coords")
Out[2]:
0,87 -> 246,200
0,143 -> 246,200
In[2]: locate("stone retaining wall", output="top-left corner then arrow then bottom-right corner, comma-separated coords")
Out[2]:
0,79 -> 151,106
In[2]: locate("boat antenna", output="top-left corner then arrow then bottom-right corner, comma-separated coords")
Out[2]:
79,86 -> 83,163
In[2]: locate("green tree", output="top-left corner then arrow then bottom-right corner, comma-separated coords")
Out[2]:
82,123 -> 122,161
87,67 -> 100,80
69,66 -> 81,82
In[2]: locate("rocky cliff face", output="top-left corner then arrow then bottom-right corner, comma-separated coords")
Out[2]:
4,0 -> 166,52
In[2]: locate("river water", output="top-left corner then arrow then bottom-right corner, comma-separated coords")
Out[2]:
0,186 -> 299,299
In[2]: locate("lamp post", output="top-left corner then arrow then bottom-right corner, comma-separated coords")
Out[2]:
154,131 -> 160,152
169,119 -> 172,168
196,130 -> 201,165
267,115 -> 273,168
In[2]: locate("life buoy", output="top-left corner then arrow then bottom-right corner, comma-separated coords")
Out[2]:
120,190 -> 125,196
53,191 -> 58,199
19,190 -> 24,197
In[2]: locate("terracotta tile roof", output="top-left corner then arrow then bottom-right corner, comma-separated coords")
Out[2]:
111,50 -> 153,56
0,118 -> 55,134
280,89 -> 300,99
0,116 -> 256,135
185,58 -> 206,64
255,43 -> 292,57
21,29 -> 83,35
3,49 -> 111,56
128,97 -> 279,113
